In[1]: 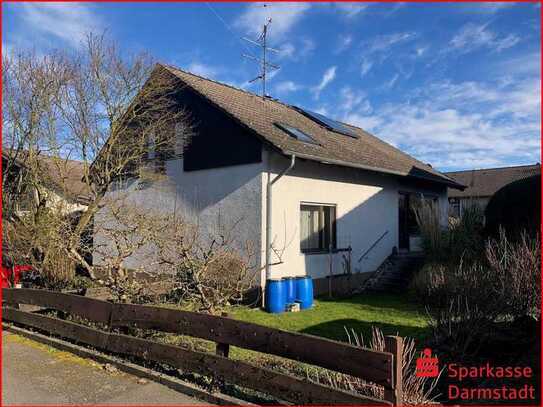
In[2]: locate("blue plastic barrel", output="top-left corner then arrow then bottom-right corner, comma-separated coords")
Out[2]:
265,279 -> 286,313
295,276 -> 314,310
283,277 -> 296,304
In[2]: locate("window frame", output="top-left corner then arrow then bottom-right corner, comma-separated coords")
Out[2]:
299,202 -> 337,254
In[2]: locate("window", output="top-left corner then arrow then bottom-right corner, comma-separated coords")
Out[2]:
274,123 -> 319,145
449,198 -> 460,218
147,132 -> 156,161
145,131 -> 169,174
300,204 -> 336,253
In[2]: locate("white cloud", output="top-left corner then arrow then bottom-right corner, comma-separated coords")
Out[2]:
338,87 -> 370,113
300,38 -> 316,57
342,113 -> 383,132
449,23 -> 521,54
186,62 -> 220,78
494,33 -> 521,52
334,3 -> 368,18
16,3 -> 101,48
356,32 -> 415,81
330,76 -> 540,170
313,106 -> 328,115
364,32 -> 416,54
382,73 -> 399,90
360,59 -> 373,77
277,38 -> 314,61
312,66 -> 337,99
275,80 -> 302,95
415,46 -> 429,57
497,52 -> 540,77
450,23 -> 495,52
235,3 -> 310,43
279,42 -> 296,59
336,34 -> 353,53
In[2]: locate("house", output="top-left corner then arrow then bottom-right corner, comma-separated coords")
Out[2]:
445,164 -> 540,218
2,150 -> 92,268
93,64 -> 464,295
2,150 -> 90,216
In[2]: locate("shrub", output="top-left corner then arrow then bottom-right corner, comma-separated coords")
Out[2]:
170,249 -> 257,313
4,209 -> 76,290
414,199 -> 485,264
312,326 -> 441,405
485,175 -> 541,239
413,198 -> 447,261
448,203 -> 485,263
417,230 -> 540,358
485,230 -> 541,320
102,270 -> 150,304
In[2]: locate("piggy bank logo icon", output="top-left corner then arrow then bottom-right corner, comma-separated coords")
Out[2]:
416,348 -> 439,377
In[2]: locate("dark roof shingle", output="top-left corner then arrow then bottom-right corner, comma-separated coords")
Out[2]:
162,65 -> 463,189
445,164 -> 541,198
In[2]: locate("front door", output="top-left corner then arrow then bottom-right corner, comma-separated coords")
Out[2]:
398,192 -> 410,251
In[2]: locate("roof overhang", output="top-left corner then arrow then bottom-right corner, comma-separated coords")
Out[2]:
281,149 -> 466,190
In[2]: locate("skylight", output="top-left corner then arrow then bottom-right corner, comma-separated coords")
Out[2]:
274,123 -> 319,145
293,107 -> 359,139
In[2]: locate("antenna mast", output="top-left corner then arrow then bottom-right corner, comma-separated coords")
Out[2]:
242,17 -> 280,99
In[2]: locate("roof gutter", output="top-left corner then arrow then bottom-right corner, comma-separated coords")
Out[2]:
265,154 -> 296,283
282,149 -> 466,190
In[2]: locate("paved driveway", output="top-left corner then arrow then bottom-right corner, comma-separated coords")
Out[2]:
2,331 -> 208,405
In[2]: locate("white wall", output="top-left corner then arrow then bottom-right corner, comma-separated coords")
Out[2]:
261,151 -> 448,284
94,148 -> 448,288
262,151 -> 398,283
93,157 -> 265,277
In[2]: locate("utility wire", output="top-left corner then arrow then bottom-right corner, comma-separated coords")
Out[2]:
204,3 -> 256,57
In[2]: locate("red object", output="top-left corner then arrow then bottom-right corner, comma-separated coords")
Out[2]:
1,265 -> 32,288
416,348 -> 439,378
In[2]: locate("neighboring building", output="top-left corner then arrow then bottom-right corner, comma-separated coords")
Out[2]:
93,65 -> 463,294
445,164 -> 541,218
2,150 -> 90,215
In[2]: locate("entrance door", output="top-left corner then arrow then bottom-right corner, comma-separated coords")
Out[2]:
398,192 -> 410,251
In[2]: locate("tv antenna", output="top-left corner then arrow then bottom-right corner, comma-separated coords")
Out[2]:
242,17 -> 280,99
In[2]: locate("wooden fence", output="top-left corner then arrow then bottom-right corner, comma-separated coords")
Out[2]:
2,288 -> 403,405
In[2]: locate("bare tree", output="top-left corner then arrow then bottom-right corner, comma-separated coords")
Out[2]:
2,33 -> 193,281
92,192 -> 261,312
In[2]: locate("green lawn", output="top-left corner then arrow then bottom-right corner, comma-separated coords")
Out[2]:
150,293 -> 429,378
229,293 -> 429,344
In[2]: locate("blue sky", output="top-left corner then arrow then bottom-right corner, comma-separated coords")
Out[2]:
3,2 -> 541,171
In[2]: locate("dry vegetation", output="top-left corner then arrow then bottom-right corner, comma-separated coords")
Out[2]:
2,33 -> 192,287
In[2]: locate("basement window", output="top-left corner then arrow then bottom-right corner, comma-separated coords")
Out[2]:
300,203 -> 337,253
275,123 -> 319,145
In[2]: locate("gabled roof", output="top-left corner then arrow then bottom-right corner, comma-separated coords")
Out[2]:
2,150 -> 91,204
445,164 -> 541,198
161,64 -> 463,189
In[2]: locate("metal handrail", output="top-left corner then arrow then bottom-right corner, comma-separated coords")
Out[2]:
358,230 -> 389,263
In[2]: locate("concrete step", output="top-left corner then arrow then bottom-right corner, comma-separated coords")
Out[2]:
360,251 -> 424,294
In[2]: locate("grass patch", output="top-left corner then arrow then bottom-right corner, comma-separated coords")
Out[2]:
150,293 -> 429,371
229,293 -> 429,344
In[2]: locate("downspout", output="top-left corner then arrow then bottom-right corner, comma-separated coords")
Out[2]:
265,154 -> 296,281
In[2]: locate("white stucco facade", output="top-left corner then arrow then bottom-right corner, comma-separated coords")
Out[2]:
93,157 -> 265,274
261,150 -> 448,285
94,147 -> 448,288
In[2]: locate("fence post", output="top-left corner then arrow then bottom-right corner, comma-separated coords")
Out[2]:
215,312 -> 230,358
384,335 -> 403,406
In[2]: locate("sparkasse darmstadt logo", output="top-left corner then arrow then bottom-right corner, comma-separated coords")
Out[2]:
416,348 -> 535,402
416,348 -> 439,378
